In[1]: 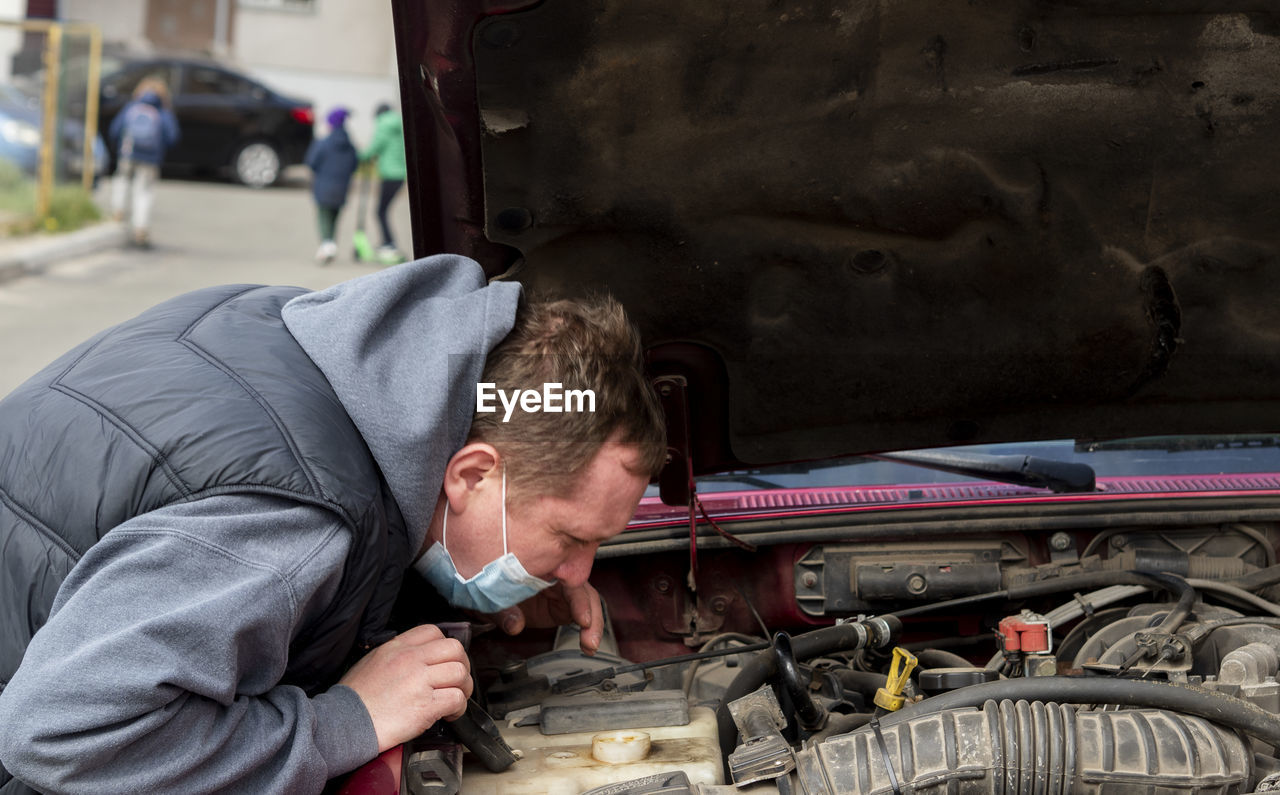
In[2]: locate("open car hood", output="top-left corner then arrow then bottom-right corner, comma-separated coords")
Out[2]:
391,1 -> 1280,476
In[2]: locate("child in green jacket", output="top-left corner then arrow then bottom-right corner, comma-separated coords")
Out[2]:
360,103 -> 407,264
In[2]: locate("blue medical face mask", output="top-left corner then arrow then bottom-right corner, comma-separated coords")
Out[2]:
420,465 -> 555,613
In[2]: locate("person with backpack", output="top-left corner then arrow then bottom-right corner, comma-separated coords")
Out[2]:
108,78 -> 180,249
304,107 -> 359,264
359,102 -> 407,264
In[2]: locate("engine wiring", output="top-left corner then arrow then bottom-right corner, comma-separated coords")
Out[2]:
462,555 -> 1280,793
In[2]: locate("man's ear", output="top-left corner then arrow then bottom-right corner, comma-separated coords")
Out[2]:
442,442 -> 502,513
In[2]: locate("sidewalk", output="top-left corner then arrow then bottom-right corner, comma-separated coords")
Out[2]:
0,219 -> 129,284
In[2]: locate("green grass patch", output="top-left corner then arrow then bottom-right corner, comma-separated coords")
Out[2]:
0,160 -> 35,228
44,184 -> 102,232
0,158 -> 101,236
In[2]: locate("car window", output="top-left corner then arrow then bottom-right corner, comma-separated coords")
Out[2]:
102,65 -> 178,103
181,67 -> 255,97
100,68 -> 145,100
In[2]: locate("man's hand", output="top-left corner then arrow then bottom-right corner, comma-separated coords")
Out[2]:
493,581 -> 605,655
339,624 -> 473,752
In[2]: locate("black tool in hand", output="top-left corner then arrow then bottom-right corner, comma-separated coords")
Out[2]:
445,698 -> 518,773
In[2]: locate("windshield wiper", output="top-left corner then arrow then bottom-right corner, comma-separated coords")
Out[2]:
694,473 -> 788,489
1078,434 -> 1280,453
870,450 -> 1096,493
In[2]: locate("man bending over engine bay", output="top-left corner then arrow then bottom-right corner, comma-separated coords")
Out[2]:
0,254 -> 666,794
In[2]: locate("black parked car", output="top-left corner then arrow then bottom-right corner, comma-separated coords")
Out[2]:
97,56 -> 313,188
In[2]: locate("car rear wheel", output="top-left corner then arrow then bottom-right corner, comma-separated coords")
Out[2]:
233,141 -> 281,188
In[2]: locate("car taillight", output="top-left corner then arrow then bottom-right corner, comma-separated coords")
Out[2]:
290,107 -> 314,125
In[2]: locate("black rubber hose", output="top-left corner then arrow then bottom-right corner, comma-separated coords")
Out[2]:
715,618 -> 901,760
1143,572 -> 1197,633
902,634 -> 995,652
772,632 -> 826,730
914,648 -> 973,669
1179,616 -> 1280,647
831,669 -> 889,698
884,676 -> 1280,747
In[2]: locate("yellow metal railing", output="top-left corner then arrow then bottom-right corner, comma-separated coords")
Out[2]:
0,19 -> 103,217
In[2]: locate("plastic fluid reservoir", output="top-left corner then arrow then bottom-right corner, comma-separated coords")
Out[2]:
592,731 -> 651,764
458,706 -> 722,794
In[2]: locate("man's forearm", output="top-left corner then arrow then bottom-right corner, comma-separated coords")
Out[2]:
0,680 -> 376,793
0,496 -> 376,793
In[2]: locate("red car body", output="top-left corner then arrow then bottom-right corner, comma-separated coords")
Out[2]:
344,2 -> 1280,793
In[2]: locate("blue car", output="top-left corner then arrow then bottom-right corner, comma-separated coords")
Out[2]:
0,81 -> 107,180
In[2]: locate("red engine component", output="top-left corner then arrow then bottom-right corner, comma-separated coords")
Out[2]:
997,611 -> 1052,654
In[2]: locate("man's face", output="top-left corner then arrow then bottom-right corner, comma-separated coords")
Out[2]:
444,440 -> 650,587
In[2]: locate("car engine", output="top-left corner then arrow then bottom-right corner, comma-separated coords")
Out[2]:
399,521 -> 1280,794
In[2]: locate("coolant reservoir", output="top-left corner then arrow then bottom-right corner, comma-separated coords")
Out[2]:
591,730 -> 651,764
458,706 -> 722,794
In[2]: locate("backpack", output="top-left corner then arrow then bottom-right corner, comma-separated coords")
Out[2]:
122,102 -> 163,156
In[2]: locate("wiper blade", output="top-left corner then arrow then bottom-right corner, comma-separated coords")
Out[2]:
1078,434 -> 1280,453
695,473 -> 788,489
871,450 -> 1096,493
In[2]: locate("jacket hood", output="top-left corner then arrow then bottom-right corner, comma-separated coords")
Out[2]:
138,91 -> 163,108
376,112 -> 402,134
281,255 -> 521,554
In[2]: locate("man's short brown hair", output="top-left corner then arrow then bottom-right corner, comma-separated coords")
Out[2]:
469,294 -> 667,503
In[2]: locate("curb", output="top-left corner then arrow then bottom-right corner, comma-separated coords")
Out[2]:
0,221 -> 129,285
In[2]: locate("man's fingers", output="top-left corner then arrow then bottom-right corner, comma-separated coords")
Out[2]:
418,636 -> 468,665
422,659 -> 468,685
570,583 -> 598,630
415,638 -> 474,698
395,624 -> 446,645
424,660 -> 472,692
496,606 -> 525,636
439,689 -> 470,721
564,582 -> 603,655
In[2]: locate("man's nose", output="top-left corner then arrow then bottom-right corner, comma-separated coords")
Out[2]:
553,546 -> 598,587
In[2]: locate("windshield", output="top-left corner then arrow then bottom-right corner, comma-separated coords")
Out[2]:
693,434 -> 1280,491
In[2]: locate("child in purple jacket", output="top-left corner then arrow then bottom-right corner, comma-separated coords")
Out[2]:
304,107 -> 359,264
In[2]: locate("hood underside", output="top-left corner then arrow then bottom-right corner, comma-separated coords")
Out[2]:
394,1 -> 1280,474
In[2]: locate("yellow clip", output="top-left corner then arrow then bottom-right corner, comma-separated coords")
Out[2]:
873,647 -> 919,712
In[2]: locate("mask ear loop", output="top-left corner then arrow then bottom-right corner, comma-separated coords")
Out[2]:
501,463 -> 509,556
441,498 -> 449,550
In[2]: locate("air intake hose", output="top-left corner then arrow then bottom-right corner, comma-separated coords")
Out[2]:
796,699 -> 1252,794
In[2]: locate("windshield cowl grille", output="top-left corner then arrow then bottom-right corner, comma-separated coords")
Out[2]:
631,472 -> 1280,526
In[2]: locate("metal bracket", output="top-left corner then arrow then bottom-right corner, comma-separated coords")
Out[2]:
727,686 -> 796,786
654,375 -> 691,506
657,585 -> 727,642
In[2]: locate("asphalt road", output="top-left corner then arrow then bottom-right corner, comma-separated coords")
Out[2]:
0,171 -> 413,396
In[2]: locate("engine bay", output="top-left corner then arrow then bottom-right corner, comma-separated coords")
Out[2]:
385,520 -> 1280,794
366,3 -> 1280,792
